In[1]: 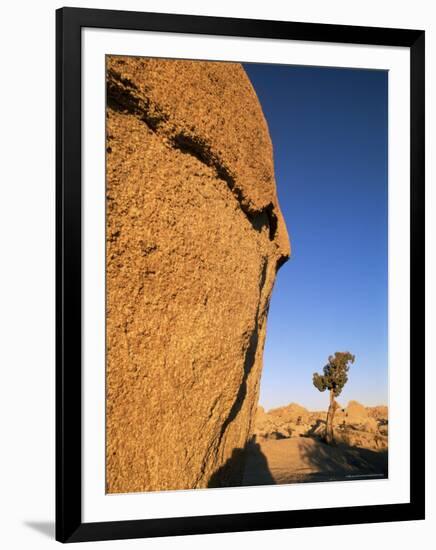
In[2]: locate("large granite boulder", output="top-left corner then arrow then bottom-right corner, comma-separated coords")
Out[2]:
105,56 -> 290,493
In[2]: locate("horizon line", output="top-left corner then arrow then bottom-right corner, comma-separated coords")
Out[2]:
259,400 -> 389,413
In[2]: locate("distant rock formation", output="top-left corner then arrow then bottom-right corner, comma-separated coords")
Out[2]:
254,401 -> 388,451
269,402 -> 310,421
254,403 -> 311,439
345,400 -> 368,422
105,56 -> 290,493
368,405 -> 389,419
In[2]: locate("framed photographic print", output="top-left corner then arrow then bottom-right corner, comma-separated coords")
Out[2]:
56,7 -> 425,543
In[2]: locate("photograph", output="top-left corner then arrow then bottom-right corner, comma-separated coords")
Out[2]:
105,55 -> 389,494
0,1 -> 428,547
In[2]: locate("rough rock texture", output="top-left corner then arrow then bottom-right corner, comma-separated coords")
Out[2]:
105,56 -> 290,493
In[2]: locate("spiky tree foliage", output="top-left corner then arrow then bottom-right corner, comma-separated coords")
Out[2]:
313,352 -> 355,444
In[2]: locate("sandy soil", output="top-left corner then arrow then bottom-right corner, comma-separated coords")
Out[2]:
242,437 -> 388,486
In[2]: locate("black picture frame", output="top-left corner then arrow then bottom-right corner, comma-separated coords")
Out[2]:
56,6 -> 425,543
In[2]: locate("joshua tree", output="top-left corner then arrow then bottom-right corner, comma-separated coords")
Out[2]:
313,352 -> 355,444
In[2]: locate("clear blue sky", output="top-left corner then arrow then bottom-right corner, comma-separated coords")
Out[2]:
243,63 -> 388,411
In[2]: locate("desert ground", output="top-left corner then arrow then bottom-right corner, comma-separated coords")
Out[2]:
242,400 -> 388,485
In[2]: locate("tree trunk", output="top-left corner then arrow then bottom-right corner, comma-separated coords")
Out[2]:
325,389 -> 337,445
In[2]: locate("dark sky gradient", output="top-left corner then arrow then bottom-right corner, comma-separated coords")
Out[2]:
243,63 -> 388,411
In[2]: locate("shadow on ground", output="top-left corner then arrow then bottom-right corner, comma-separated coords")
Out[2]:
296,438 -> 388,483
242,436 -> 388,486
24,521 -> 54,539
208,439 -> 275,487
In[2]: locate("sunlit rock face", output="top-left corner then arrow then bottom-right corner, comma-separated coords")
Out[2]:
105,56 -> 290,493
